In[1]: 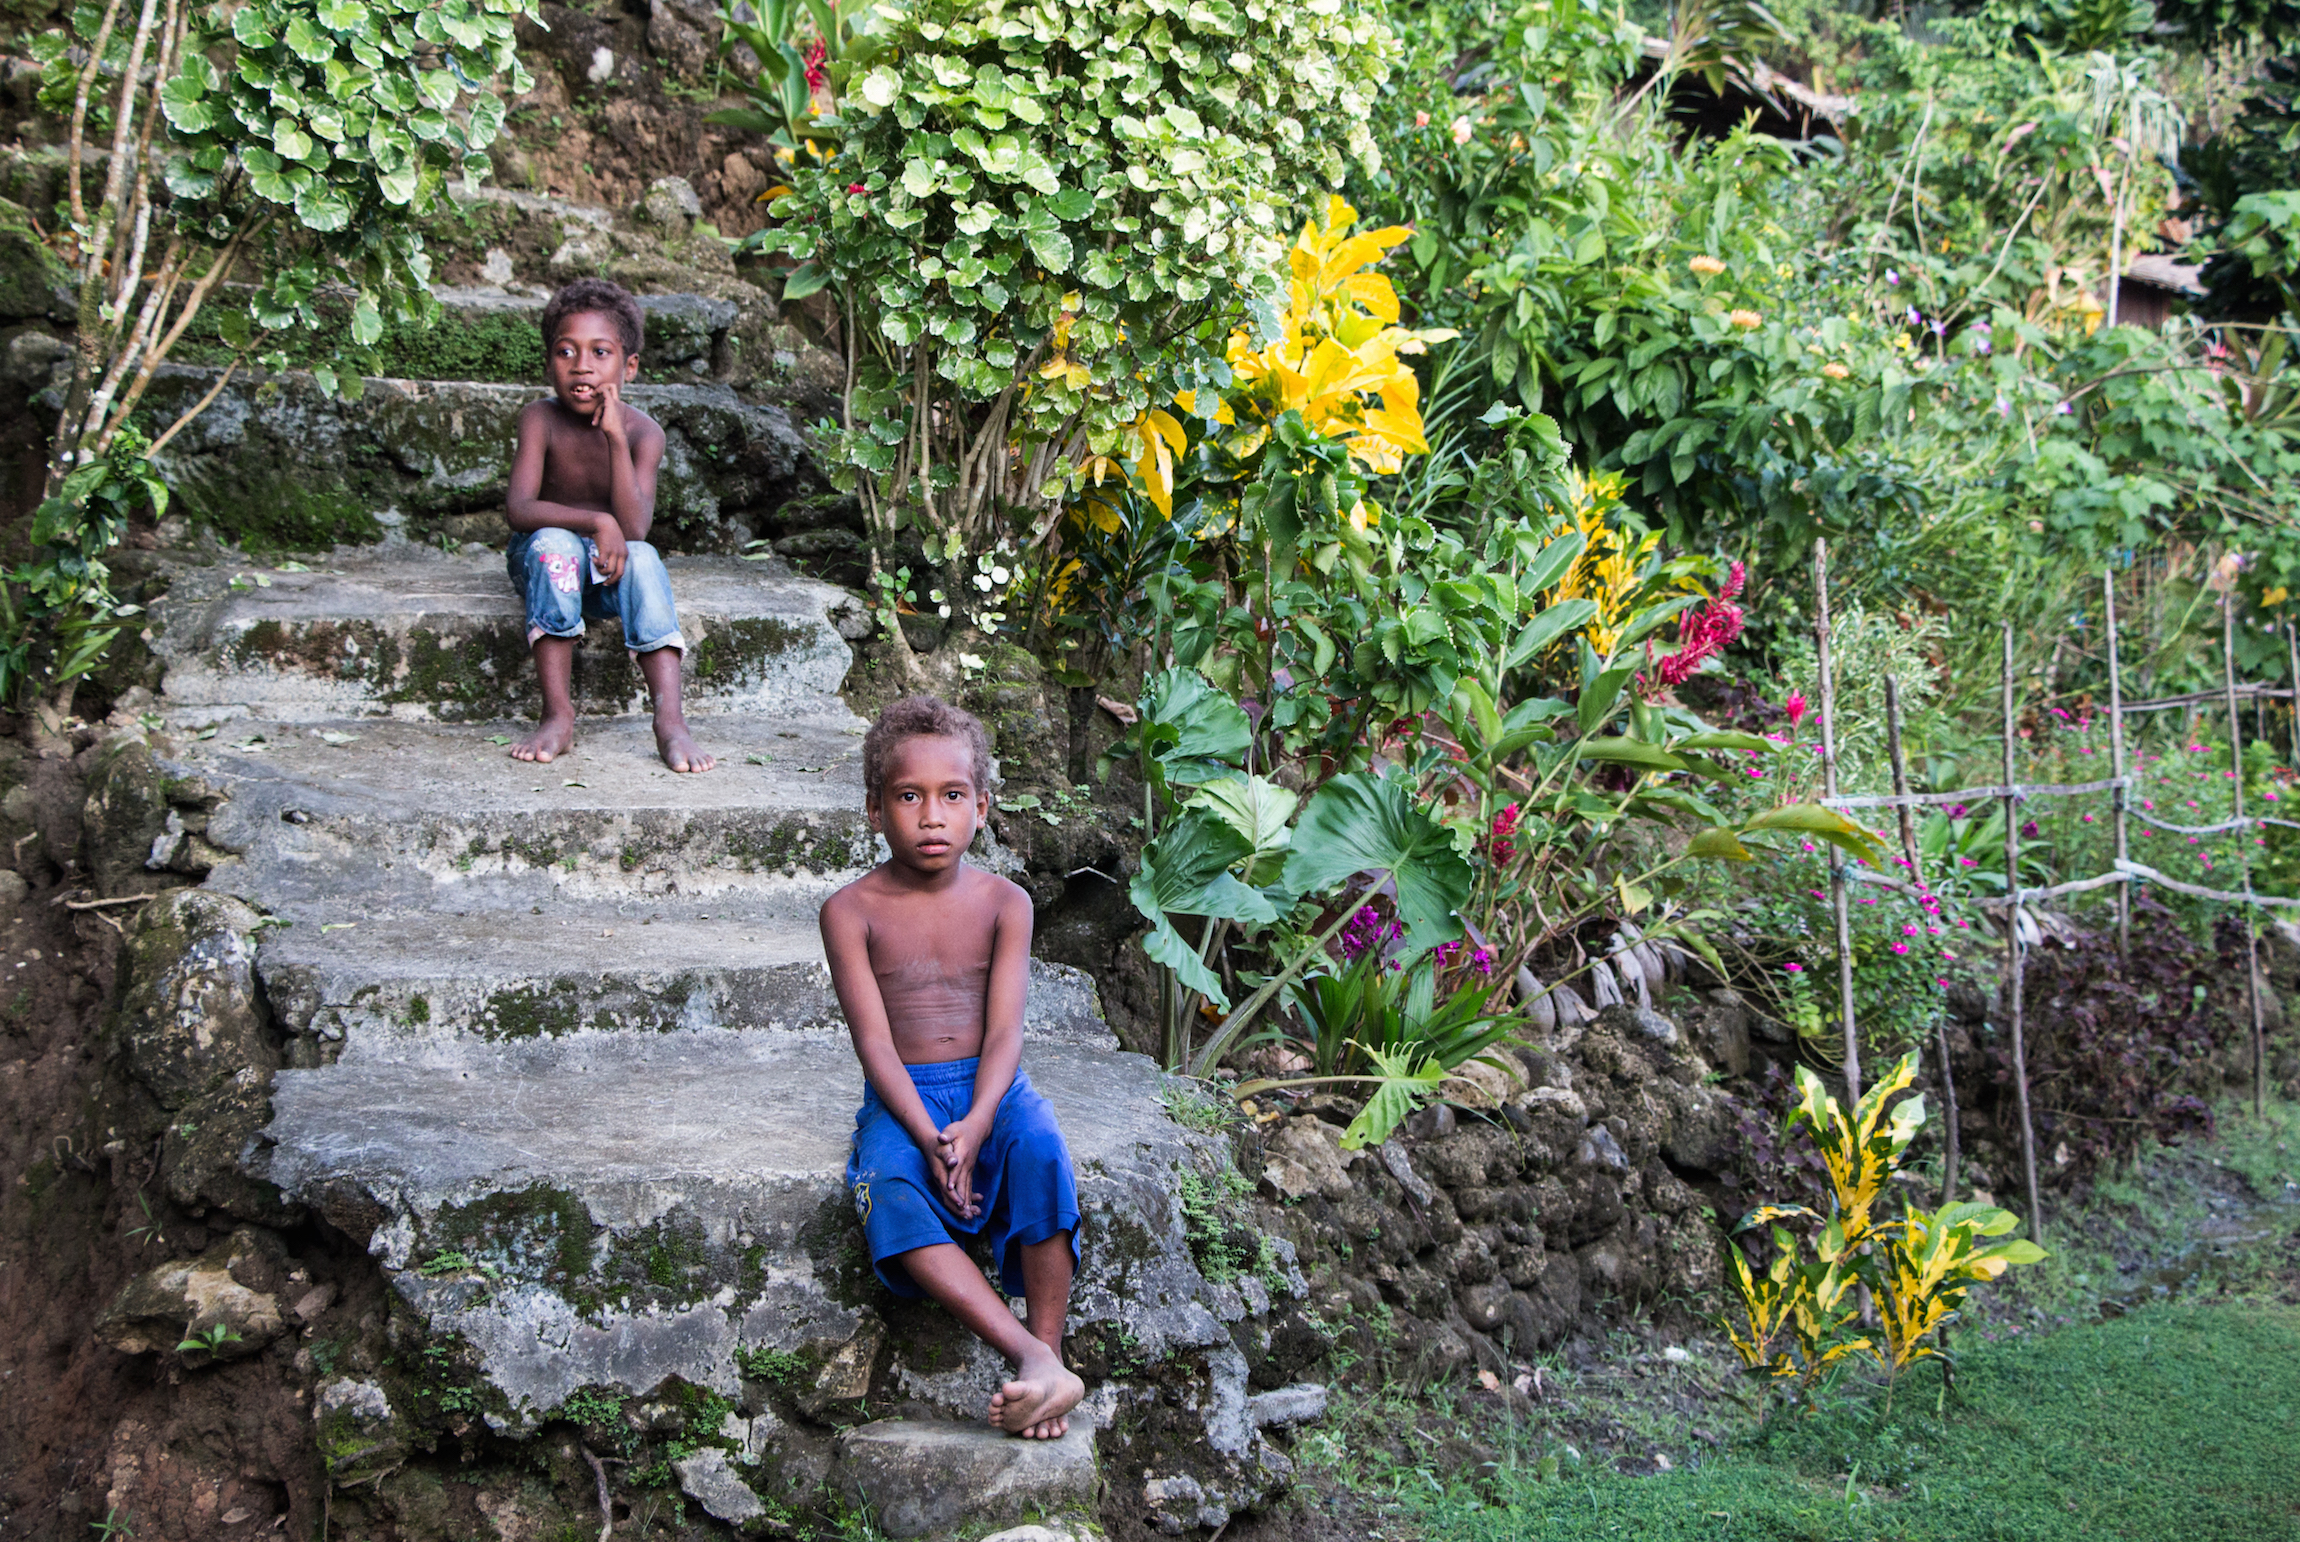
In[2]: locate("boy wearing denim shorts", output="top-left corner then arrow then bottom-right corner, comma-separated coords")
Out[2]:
502,277 -> 713,773
818,697 -> 1084,1439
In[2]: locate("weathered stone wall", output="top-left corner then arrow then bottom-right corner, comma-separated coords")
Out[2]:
1246,1006 -> 1741,1388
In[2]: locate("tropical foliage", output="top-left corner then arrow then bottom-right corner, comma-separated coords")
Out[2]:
752,0 -> 1399,556
14,0 -> 533,704
1726,1053 -> 2047,1414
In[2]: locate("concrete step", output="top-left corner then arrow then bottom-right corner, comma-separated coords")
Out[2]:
179,712 -> 874,917
256,1032 -> 1266,1467
153,547 -> 862,723
257,907 -> 1116,1058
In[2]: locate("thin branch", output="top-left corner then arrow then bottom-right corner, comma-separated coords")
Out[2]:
143,353 -> 242,459
66,0 -> 128,230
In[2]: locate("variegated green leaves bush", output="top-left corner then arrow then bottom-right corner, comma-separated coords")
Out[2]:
758,0 -> 1396,551
16,0 -> 532,707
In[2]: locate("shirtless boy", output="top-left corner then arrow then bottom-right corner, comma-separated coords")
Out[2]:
819,697 -> 1085,1439
503,277 -> 713,773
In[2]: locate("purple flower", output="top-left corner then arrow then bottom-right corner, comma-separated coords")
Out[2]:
2020,819 -> 2039,837
1471,947 -> 1494,977
1973,320 -> 1992,333
1906,306 -> 1922,325
1948,803 -> 1968,819
1886,269 -> 1900,286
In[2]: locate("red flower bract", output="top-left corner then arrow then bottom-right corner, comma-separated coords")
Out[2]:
1651,565 -> 1747,689
804,39 -> 828,94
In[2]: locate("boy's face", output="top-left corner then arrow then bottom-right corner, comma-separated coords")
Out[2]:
546,310 -> 638,409
869,734 -> 986,876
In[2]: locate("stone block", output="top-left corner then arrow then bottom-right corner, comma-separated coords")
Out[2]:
832,1417 -> 1097,1539
96,1228 -> 293,1360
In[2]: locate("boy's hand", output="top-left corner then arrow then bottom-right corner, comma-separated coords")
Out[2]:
591,515 -> 628,582
592,378 -> 628,445
936,1117 -> 986,1220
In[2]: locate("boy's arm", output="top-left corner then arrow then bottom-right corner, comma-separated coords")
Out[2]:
593,385 -> 663,544
937,881 -> 1034,1215
820,891 -> 949,1161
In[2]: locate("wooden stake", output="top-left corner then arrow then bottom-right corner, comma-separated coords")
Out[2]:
2287,621 -> 2299,770
1815,539 -> 1861,1104
1885,674 -> 1919,872
2224,591 -> 2267,1120
1888,670 -> 1963,1206
2003,621 -> 2045,1243
2105,570 -> 2131,961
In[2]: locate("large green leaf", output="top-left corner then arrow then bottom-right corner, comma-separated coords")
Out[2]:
1137,666 -> 1250,788
1743,803 -> 1886,865
1574,737 -> 1688,771
1130,809 -> 1276,1008
1504,598 -> 1598,669
1339,1046 -> 1444,1149
1282,771 -> 1471,945
1185,774 -> 1296,886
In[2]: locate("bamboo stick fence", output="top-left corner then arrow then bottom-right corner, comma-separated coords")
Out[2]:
1806,545 -> 2296,1243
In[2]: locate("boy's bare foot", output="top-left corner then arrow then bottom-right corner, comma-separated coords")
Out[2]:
655,718 -> 715,773
511,716 -> 575,763
986,1352 -> 1083,1439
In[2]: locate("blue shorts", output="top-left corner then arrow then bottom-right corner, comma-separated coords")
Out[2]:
846,1057 -> 1081,1299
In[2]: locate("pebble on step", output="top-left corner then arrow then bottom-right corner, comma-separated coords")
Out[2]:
832,1416 -> 1098,1540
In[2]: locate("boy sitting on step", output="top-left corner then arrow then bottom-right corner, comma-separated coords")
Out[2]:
503,277 -> 714,773
819,697 -> 1084,1439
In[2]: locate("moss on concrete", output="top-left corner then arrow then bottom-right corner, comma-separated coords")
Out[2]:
481,982 -> 586,1041
431,1184 -> 597,1290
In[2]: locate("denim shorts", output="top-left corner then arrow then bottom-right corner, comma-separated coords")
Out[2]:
506,528 -> 684,653
846,1057 -> 1081,1298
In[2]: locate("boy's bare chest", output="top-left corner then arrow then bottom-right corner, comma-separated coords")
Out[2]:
862,904 -> 997,1004
537,422 -> 615,507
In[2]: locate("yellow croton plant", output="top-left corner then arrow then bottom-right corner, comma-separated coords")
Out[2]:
1090,194 -> 1458,521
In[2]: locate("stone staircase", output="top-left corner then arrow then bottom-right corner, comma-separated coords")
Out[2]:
139,541 -> 1303,1536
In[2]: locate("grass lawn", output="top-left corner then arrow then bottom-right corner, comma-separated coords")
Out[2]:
1394,1298 -> 2300,1540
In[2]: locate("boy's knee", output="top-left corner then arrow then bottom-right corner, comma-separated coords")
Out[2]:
529,527 -> 586,562
623,539 -> 664,570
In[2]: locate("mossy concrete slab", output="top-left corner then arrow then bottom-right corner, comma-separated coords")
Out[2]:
170,713 -> 879,919
127,367 -> 807,552
258,1032 -> 1293,1524
256,911 -> 1117,1056
152,546 -> 858,722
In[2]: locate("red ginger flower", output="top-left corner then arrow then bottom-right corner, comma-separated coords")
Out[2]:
1653,562 -> 1747,689
804,40 -> 828,94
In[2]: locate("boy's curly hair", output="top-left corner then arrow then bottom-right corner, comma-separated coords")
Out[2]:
863,696 -> 997,801
541,277 -> 645,357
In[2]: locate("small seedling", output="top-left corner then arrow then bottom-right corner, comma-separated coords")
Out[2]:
90,1507 -> 133,1539
176,1321 -> 243,1355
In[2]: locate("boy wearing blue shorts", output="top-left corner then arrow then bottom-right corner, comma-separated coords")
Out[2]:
819,697 -> 1083,1438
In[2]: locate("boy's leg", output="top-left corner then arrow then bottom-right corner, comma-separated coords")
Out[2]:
508,531 -> 584,762
614,541 -> 712,773
992,1232 -> 1077,1439
895,1242 -> 1083,1441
